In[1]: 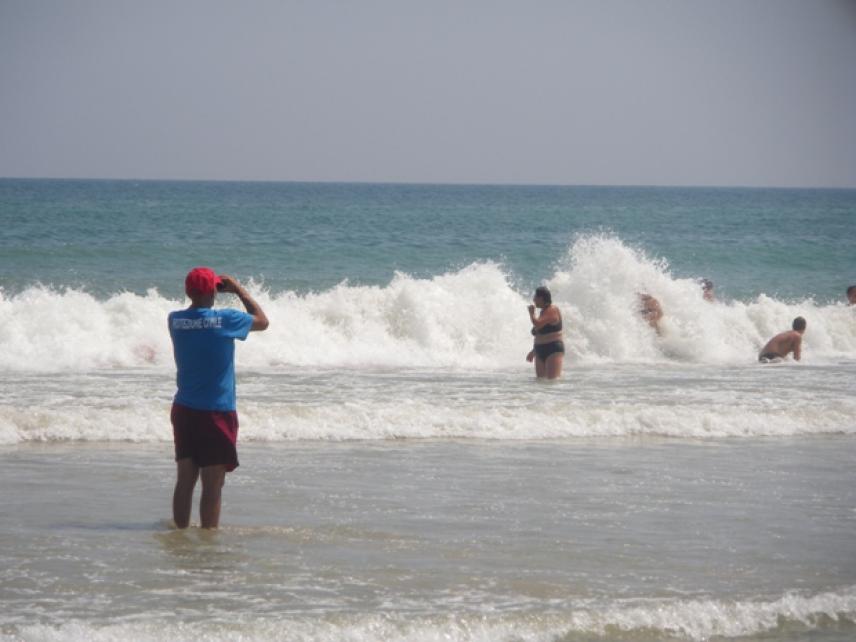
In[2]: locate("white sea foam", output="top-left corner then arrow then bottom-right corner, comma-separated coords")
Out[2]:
3,390 -> 855,445
548,235 -> 856,364
5,587 -> 855,641
1,236 -> 854,373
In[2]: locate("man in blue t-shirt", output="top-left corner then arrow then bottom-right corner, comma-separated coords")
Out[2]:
168,267 -> 269,529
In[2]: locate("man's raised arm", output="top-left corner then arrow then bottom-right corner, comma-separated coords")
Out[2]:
219,275 -> 269,331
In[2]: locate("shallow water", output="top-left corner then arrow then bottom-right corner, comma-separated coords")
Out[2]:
4,361 -> 856,444
3,179 -> 856,640
2,438 -> 855,641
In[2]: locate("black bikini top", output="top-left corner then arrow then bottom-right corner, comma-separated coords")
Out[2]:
532,308 -> 562,335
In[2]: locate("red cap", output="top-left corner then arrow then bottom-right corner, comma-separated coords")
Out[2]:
185,267 -> 222,296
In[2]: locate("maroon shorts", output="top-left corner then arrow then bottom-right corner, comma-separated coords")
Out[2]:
171,403 -> 240,472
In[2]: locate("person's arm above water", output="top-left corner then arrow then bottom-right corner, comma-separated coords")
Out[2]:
218,275 -> 269,331
792,333 -> 802,361
528,304 -> 560,331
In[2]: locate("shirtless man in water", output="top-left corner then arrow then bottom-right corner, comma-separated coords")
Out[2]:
758,317 -> 806,362
638,293 -> 663,335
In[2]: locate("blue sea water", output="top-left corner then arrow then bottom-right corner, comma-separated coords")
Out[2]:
1,179 -> 854,301
2,179 -> 856,641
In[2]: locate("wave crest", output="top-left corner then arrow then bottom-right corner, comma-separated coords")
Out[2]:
2,236 -> 854,372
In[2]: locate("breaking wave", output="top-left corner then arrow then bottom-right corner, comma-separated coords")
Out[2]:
2,235 -> 854,372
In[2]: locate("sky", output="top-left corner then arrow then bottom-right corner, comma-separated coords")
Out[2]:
1,0 -> 855,187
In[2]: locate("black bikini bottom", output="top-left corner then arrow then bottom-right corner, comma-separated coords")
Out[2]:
534,341 -> 565,361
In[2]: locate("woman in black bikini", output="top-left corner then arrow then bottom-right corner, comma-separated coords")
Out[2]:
526,286 -> 564,379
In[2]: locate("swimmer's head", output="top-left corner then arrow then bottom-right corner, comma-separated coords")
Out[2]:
847,285 -> 856,305
792,317 -> 807,333
534,286 -> 552,308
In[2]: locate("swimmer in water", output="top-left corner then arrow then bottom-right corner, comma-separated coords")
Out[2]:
638,293 -> 663,335
701,279 -> 715,302
526,286 -> 564,379
758,317 -> 806,363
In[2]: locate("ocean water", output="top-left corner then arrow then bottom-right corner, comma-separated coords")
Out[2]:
1,179 -> 855,641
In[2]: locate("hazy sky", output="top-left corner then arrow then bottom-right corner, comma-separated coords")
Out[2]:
2,1 -> 855,187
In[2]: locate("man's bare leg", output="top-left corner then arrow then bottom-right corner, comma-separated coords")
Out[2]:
173,458 -> 199,529
199,465 -> 227,529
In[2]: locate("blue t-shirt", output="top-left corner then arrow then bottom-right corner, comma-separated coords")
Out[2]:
168,307 -> 254,411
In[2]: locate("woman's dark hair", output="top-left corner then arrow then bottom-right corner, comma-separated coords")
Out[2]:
534,286 -> 552,305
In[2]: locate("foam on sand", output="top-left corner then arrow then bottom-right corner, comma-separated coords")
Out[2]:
5,587 -> 855,641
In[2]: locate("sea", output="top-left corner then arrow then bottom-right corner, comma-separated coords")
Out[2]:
1,179 -> 855,641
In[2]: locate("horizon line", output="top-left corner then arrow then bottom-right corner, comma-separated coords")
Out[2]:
1,175 -> 855,191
